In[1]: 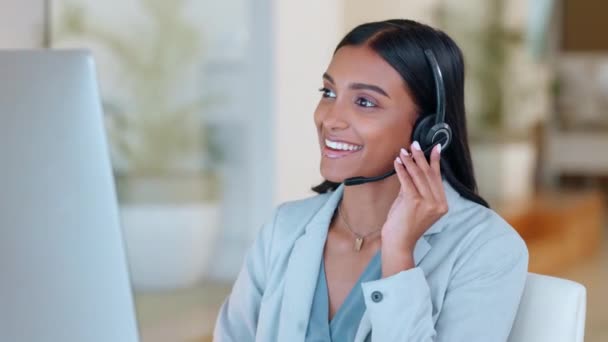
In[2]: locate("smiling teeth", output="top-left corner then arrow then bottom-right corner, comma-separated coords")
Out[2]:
325,139 -> 363,151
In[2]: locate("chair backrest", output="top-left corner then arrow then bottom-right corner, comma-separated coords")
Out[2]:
508,273 -> 586,342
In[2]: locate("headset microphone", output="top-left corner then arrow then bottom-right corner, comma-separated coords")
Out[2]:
343,49 -> 452,186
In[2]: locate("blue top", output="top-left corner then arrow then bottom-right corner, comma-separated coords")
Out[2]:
305,250 -> 382,341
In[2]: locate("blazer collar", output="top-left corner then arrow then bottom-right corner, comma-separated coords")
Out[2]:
277,178 -> 461,341
277,182 -> 342,341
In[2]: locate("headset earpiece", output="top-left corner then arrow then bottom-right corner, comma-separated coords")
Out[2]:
425,120 -> 452,150
412,114 -> 452,156
412,115 -> 434,146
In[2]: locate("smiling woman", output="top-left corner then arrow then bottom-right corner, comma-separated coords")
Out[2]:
214,19 -> 528,342
311,21 -> 488,211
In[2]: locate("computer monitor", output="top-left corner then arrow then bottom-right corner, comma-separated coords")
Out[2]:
0,50 -> 139,342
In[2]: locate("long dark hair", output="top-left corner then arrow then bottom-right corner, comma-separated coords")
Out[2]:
311,19 -> 489,208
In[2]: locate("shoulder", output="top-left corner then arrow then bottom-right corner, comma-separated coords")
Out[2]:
436,180 -> 527,252
260,189 -> 336,248
248,190 -> 336,268
274,190 -> 334,226
442,195 -> 529,271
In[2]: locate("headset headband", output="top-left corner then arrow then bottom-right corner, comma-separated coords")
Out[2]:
423,49 -> 446,125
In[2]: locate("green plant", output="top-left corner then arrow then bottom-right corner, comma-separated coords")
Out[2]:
437,0 -> 524,136
54,0 -> 222,175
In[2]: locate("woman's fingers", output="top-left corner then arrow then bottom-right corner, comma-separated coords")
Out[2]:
427,143 -> 447,204
394,155 -> 416,197
429,143 -> 441,177
401,142 -> 433,199
402,141 -> 447,210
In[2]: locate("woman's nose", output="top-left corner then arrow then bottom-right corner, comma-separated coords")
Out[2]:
322,103 -> 349,130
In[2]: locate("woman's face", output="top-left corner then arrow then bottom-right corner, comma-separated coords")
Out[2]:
314,45 -> 419,183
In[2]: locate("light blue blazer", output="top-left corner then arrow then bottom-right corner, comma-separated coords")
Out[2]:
213,179 -> 529,341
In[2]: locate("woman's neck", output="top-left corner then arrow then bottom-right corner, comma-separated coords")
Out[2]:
338,175 -> 401,237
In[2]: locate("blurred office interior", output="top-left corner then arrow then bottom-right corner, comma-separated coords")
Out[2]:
1,0 -> 606,341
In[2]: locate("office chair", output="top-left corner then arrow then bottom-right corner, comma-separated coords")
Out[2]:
508,273 -> 586,342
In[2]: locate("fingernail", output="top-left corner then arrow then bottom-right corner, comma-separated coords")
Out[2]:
412,141 -> 421,151
436,143 -> 442,154
395,156 -> 403,164
400,148 -> 409,156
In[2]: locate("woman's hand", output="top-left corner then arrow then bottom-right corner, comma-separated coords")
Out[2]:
380,140 -> 448,277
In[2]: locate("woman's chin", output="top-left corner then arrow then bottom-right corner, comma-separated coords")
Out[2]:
319,166 -> 353,184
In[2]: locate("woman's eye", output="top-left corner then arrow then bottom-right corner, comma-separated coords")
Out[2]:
355,97 -> 377,108
318,87 -> 336,98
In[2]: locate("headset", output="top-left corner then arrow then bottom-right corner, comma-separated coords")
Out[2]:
344,49 -> 452,186
413,49 -> 452,155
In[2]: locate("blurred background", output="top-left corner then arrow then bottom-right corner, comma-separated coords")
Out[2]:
1,0 -> 606,341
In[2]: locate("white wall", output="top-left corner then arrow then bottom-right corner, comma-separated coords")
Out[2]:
0,0 -> 45,48
344,0 -> 439,32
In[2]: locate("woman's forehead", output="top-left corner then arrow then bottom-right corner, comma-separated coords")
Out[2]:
326,45 -> 405,91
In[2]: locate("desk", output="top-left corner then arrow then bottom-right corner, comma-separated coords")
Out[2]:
134,282 -> 230,342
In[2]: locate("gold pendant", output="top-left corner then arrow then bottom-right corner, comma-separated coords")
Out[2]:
354,237 -> 364,252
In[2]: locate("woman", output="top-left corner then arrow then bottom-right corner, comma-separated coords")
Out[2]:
214,19 -> 528,341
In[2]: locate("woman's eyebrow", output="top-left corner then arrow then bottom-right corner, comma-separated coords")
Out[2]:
322,72 -> 390,99
322,72 -> 335,84
350,83 -> 390,98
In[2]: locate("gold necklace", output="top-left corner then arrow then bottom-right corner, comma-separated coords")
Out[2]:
337,203 -> 383,252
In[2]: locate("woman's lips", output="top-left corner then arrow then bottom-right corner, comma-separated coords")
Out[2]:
322,145 -> 362,159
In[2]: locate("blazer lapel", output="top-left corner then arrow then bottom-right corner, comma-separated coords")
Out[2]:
277,185 -> 344,341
